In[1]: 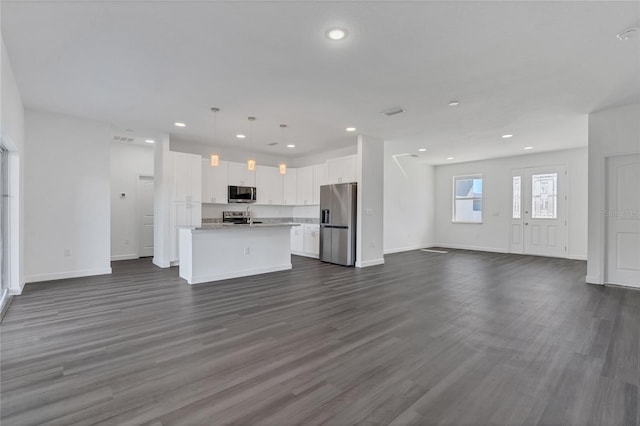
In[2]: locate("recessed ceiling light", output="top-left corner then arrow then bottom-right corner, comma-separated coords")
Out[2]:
236,134 -> 246,139
326,28 -> 347,40
418,148 -> 427,152
346,127 -> 356,132
287,144 -> 296,148
447,157 -> 455,160
502,134 -> 513,139
448,101 -> 460,107
524,146 -> 534,150
174,122 -> 186,127
617,28 -> 638,41
145,139 -> 155,144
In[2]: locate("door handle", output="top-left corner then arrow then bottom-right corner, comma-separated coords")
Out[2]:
524,222 -> 529,225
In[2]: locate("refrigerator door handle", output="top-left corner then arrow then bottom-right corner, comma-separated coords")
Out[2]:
321,209 -> 330,224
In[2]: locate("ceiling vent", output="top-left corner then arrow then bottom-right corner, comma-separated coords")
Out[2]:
267,142 -> 279,146
382,107 -> 405,116
112,135 -> 135,143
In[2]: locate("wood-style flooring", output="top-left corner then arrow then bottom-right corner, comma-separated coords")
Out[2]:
1,250 -> 639,425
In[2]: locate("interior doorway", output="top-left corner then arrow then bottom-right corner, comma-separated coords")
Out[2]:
606,154 -> 640,288
511,165 -> 567,258
137,175 -> 154,258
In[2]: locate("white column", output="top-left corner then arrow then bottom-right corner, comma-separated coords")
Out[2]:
356,134 -> 385,268
153,134 -> 172,268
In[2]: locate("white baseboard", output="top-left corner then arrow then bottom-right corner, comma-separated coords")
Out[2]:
568,254 -> 587,261
152,257 -> 171,268
586,275 -> 604,285
186,263 -> 292,285
384,244 -> 435,255
292,251 -> 319,259
435,243 -> 509,254
25,267 -> 113,284
111,254 -> 139,261
356,258 -> 385,268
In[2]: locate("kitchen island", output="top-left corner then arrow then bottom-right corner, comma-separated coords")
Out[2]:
178,223 -> 299,284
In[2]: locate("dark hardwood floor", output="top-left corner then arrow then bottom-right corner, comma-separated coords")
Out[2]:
1,250 -> 638,425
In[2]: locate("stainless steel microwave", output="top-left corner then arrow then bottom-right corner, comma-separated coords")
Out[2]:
228,185 -> 257,203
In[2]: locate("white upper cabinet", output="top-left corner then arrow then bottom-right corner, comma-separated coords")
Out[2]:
326,155 -> 356,185
228,161 -> 256,187
256,165 -> 283,205
312,163 -> 327,205
171,152 -> 202,203
283,168 -> 298,205
296,166 -> 314,205
201,159 -> 228,204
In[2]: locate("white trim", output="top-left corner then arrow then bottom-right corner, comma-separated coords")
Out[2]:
586,276 -> 603,284
568,254 -> 587,261
25,267 -> 112,283
435,243 -> 509,254
111,254 -> 139,261
186,263 -> 292,285
153,257 -> 170,268
292,251 -> 319,259
356,258 -> 385,268
384,244 -> 435,255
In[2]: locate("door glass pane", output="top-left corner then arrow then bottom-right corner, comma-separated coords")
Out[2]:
512,176 -> 521,219
532,173 -> 557,219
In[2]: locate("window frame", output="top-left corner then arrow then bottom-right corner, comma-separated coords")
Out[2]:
452,173 -> 483,224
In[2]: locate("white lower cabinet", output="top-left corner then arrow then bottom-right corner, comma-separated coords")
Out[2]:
290,226 -> 303,254
303,224 -> 320,257
169,201 -> 202,263
291,224 -> 319,258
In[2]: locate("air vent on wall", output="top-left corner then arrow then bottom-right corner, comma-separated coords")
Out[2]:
112,136 -> 135,143
382,107 -> 405,116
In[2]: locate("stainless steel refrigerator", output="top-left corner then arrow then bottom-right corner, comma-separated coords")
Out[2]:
319,183 -> 357,266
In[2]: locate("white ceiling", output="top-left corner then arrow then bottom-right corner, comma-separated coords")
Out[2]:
2,1 -> 639,164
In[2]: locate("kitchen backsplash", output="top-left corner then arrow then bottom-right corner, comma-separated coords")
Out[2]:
202,204 -> 319,224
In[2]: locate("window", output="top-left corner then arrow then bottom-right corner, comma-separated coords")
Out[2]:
512,176 -> 521,219
453,175 -> 483,223
531,173 -> 557,219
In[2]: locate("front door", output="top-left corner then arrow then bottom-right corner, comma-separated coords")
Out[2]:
606,154 -> 640,288
512,166 -> 567,257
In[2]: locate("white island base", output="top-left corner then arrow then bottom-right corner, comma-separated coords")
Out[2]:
179,224 -> 297,284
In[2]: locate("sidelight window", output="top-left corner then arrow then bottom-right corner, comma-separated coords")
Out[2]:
453,175 -> 483,223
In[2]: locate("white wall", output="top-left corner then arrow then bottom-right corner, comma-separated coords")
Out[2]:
383,145 -> 435,254
587,103 -> 640,284
110,142 -> 154,260
24,109 -> 112,282
356,135 -> 384,267
434,147 -> 588,259
0,38 -> 25,294
171,138 -> 287,168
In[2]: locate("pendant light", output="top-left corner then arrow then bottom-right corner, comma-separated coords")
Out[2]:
247,116 -> 256,171
210,107 -> 220,167
279,124 -> 288,174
